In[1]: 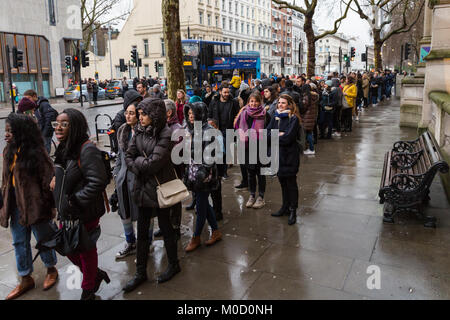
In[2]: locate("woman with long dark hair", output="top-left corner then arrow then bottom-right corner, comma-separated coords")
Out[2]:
267,94 -> 302,225
263,86 -> 279,118
1,113 -> 58,300
52,108 -> 110,300
123,98 -> 180,292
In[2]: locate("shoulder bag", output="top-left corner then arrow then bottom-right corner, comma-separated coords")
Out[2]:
155,169 -> 190,209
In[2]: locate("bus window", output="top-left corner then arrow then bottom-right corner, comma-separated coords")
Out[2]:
214,44 -> 222,56
222,45 -> 231,57
182,43 -> 199,57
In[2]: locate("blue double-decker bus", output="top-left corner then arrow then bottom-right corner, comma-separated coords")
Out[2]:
182,40 -> 261,91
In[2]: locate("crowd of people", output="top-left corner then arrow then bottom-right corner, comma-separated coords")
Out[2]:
0,67 -> 396,301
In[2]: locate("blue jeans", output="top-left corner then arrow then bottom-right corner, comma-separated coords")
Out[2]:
10,207 -> 57,276
385,84 -> 392,98
371,92 -> 378,105
194,191 -> 218,237
306,131 -> 315,150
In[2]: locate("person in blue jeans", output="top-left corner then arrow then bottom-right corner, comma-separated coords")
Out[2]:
0,113 -> 58,300
183,102 -> 222,252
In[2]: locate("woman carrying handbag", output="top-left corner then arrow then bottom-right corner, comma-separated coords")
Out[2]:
124,98 -> 180,292
52,108 -> 110,300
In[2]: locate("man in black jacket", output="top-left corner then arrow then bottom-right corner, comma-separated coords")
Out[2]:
208,85 -> 240,178
23,89 -> 58,154
284,80 -> 301,109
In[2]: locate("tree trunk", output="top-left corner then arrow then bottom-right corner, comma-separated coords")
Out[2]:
162,0 -> 185,101
373,29 -> 383,70
304,14 -> 316,78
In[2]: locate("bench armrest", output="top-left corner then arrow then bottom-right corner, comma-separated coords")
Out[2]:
390,173 -> 425,193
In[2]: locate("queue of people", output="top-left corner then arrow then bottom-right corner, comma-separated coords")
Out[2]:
0,67 -> 395,301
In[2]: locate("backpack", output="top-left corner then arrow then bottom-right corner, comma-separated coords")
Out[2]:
78,141 -> 112,213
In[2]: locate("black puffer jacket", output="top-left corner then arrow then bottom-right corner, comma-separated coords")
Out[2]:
183,102 -> 219,192
125,98 -> 176,210
36,97 -> 58,137
54,142 -> 108,222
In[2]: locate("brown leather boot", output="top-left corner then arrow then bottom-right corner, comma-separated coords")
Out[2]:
205,230 -> 222,246
43,267 -> 58,291
6,275 -> 35,300
185,236 -> 201,252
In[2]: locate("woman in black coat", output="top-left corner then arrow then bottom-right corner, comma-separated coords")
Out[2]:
124,98 -> 180,292
267,94 -> 301,225
183,102 -> 222,252
53,108 -> 110,300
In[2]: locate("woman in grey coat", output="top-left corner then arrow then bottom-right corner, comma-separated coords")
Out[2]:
113,102 -> 153,259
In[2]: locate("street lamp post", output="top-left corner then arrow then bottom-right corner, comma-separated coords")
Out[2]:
108,26 -> 113,80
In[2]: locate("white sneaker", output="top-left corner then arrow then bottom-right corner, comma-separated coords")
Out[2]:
332,132 -> 341,137
355,116 -> 360,121
373,103 -> 377,107
303,149 -> 315,155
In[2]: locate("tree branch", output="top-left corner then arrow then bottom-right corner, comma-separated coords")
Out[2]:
272,0 -> 307,14
314,0 -> 353,41
381,0 -> 424,42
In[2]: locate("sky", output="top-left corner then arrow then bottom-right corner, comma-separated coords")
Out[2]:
109,0 -> 372,45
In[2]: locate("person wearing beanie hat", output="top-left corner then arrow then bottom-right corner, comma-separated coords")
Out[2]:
325,80 -> 333,87
17,97 -> 37,116
152,84 -> 165,99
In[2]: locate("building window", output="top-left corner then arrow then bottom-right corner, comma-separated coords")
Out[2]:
144,64 -> 149,77
161,38 -> 166,56
199,11 -> 203,24
48,0 -> 56,25
208,14 -> 211,26
216,15 -> 219,27
223,17 -> 226,29
144,39 -> 149,57
230,19 -> 233,31
241,22 -> 244,33
229,1 -> 232,12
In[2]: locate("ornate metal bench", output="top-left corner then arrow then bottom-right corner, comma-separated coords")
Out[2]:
379,131 -> 449,228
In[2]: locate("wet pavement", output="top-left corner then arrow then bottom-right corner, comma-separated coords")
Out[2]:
0,98 -> 449,300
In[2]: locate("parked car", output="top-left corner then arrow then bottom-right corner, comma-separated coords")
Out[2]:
105,79 -> 134,99
64,84 -> 105,103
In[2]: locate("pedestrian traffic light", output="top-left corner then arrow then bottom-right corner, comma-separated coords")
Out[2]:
350,47 -> 356,58
361,53 -> 367,62
65,55 -> 72,72
131,48 -> 138,65
346,59 -> 350,67
12,46 -> 24,69
138,58 -> 142,67
343,54 -> 349,62
154,61 -> 159,72
119,58 -> 128,72
404,43 -> 411,60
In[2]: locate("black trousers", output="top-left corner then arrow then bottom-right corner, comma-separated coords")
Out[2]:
240,164 -> 248,185
320,112 -> 334,138
333,105 -> 342,132
341,107 -> 353,131
137,207 -> 178,273
93,91 -> 98,103
278,176 -> 298,209
211,179 -> 222,214
247,165 -> 266,197
170,203 -> 182,230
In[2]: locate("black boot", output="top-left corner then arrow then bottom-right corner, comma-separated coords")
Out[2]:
123,270 -> 147,293
94,268 -> 111,293
288,207 -> 297,225
271,205 -> 288,217
157,262 -> 181,284
80,289 -> 95,300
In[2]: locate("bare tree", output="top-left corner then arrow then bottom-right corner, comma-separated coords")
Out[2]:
272,0 -> 353,77
162,0 -> 186,100
349,0 -> 425,70
81,0 -> 130,51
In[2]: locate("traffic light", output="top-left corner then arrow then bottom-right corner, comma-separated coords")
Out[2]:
346,59 -> 350,67
119,58 -> 128,72
154,61 -> 159,72
361,53 -> 367,62
404,43 -> 411,60
343,54 -> 349,62
72,52 -> 80,70
138,58 -> 142,67
65,55 -> 72,72
81,50 -> 89,67
350,47 -> 356,58
12,46 -> 24,69
131,48 -> 138,65
281,57 -> 285,68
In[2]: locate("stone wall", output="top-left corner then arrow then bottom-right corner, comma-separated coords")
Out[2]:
400,77 -> 424,128
429,91 -> 450,199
